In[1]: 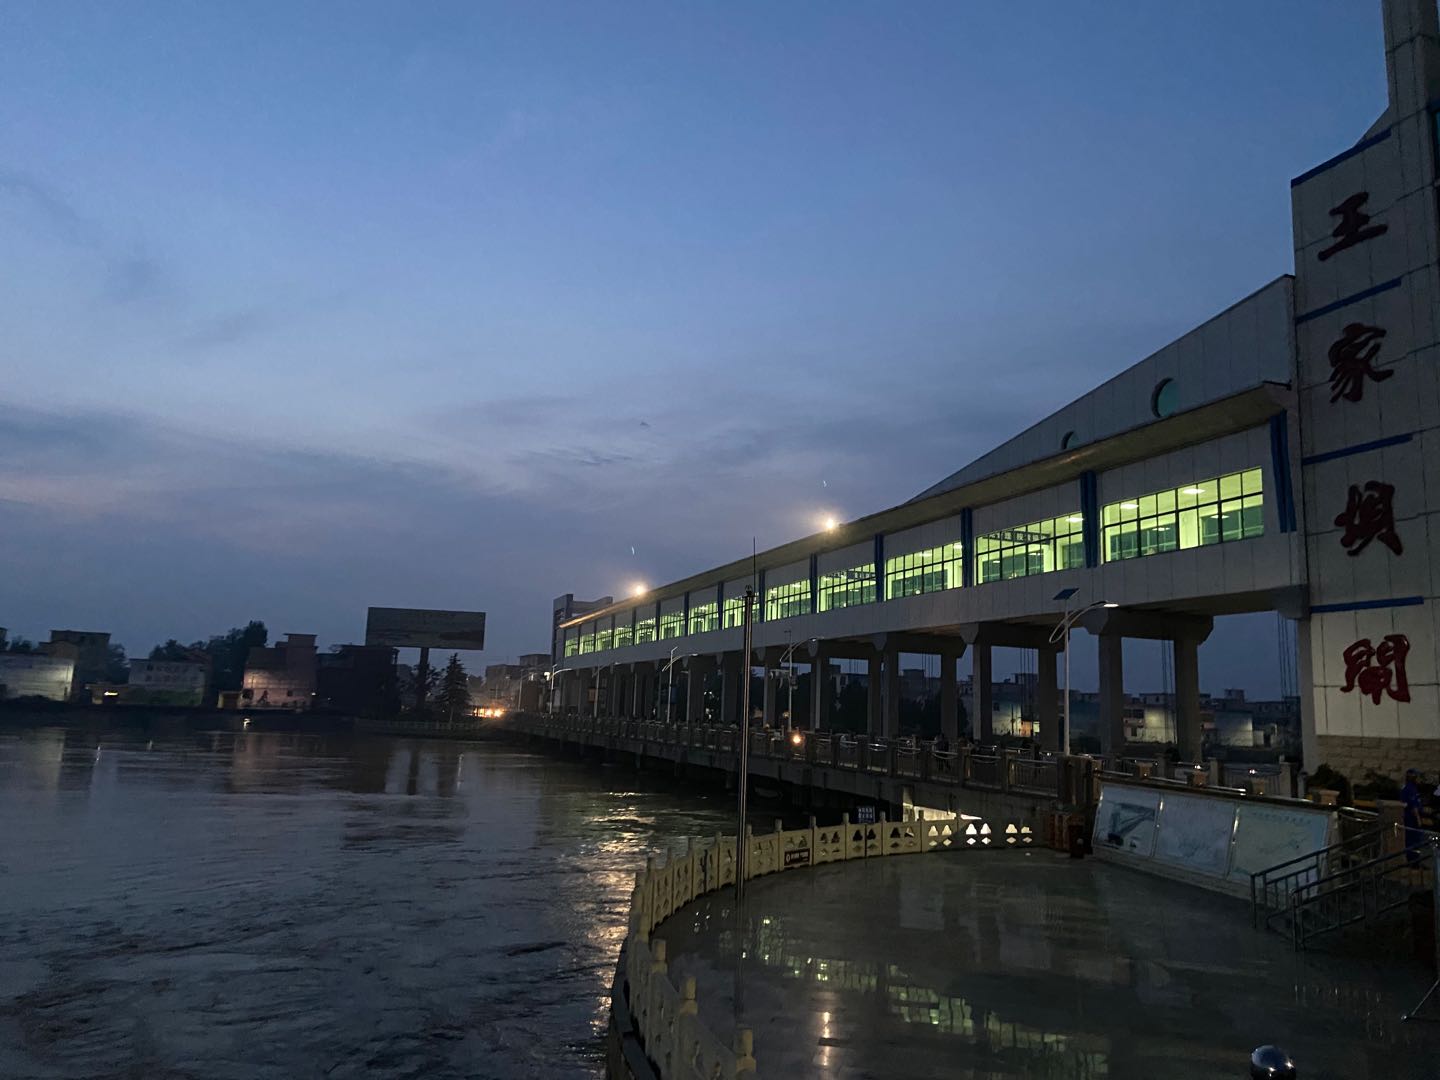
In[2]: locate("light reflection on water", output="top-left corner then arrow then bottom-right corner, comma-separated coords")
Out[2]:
0,727 -> 731,1079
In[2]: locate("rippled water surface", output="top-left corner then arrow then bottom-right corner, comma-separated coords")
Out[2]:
0,727 -> 732,1080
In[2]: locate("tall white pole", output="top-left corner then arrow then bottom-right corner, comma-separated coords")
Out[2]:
736,587 -> 755,902
665,649 -> 676,724
1063,623 -> 1071,755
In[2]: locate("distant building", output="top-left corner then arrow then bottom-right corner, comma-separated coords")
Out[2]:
479,653 -> 552,712
316,645 -> 397,716
41,630 -> 112,700
0,653 -> 75,702
241,633 -> 318,710
127,660 -> 209,706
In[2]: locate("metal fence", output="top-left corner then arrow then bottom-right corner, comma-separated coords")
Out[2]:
515,714 -> 1111,806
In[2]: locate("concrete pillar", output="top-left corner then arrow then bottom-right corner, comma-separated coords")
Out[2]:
1173,637 -> 1202,762
592,669 -> 603,719
1098,634 -> 1125,757
1036,648 -> 1060,752
629,666 -> 643,719
940,654 -> 958,744
882,648 -> 901,739
810,649 -> 831,731
686,658 -> 710,725
1296,616 -> 1318,769
971,643 -> 993,742
720,653 -> 742,727
867,654 -> 883,736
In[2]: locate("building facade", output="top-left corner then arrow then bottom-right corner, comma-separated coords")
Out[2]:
241,633 -> 318,710
548,0 -> 1440,780
316,644 -> 398,716
0,654 -> 75,702
127,660 -> 209,706
41,629 -> 112,700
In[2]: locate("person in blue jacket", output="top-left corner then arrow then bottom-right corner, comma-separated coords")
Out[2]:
1401,767 -> 1426,863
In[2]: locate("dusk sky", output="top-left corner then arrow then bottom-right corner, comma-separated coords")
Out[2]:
1,2 -> 1387,692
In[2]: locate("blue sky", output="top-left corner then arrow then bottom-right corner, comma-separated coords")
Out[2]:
0,2 -> 1388,689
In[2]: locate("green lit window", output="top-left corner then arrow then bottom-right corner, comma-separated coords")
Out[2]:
635,614 -> 657,644
688,601 -> 718,635
885,542 -> 963,599
579,622 -> 596,654
1103,467 -> 1263,562
975,513 -> 1085,584
563,630 -> 579,658
723,591 -> 759,628
659,609 -> 685,640
613,618 -> 633,649
594,621 -> 613,652
817,564 -> 876,611
765,579 -> 811,621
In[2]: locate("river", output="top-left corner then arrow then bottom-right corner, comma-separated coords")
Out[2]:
0,726 -> 733,1080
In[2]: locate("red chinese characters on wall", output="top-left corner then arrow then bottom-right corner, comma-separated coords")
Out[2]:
1340,634 -> 1411,704
1334,480 -> 1403,556
1327,322 -> 1391,403
1318,192 -> 1387,261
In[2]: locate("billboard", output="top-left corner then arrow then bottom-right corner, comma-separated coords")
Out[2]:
1092,785 -> 1160,857
365,608 -> 487,650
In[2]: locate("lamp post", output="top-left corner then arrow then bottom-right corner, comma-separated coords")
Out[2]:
547,666 -> 570,716
1048,590 -> 1118,754
662,646 -> 681,724
777,634 -> 800,732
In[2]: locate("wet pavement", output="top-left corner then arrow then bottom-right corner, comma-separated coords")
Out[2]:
0,727 -> 732,1080
662,850 -> 1439,1080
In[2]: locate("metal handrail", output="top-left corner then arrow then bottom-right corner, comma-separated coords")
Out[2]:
1288,841 -> 1435,950
1250,827 -> 1390,931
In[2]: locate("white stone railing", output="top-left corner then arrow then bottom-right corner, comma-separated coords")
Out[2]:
621,812 -> 1033,1077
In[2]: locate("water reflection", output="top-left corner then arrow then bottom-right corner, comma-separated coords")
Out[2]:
0,726 -> 730,1080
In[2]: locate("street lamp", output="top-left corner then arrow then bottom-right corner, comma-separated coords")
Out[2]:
661,646 -> 682,724
1048,589 -> 1118,754
775,634 -> 814,732
546,666 -> 570,716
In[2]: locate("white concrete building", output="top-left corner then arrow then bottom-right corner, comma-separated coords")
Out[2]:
0,654 -> 75,702
128,660 -> 208,706
550,0 -> 1440,781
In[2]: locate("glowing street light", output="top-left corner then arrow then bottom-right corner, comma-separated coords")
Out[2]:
629,582 -> 648,598
822,516 -> 838,531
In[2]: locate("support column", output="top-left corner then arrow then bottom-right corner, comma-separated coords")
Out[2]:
686,658 -> 710,725
720,653 -> 742,727
971,643 -> 993,743
629,666 -> 643,719
1036,648 -> 1060,752
867,654 -> 883,736
1098,634 -> 1126,757
1173,637 -> 1202,761
882,648 -> 901,738
810,648 -> 831,731
940,653 -> 958,744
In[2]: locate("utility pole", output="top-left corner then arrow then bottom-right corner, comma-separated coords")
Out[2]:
735,586 -> 755,902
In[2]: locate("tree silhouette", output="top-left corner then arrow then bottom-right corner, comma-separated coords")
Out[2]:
437,653 -> 471,720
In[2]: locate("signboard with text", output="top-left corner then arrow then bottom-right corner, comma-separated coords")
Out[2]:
364,607 -> 487,651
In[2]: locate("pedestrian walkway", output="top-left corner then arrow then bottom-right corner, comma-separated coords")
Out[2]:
659,852 -> 1439,1079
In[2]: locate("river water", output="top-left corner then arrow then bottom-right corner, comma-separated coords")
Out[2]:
0,727 -> 732,1080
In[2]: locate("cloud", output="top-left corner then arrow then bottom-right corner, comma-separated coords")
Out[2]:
174,307 -> 273,352
0,168 -> 168,306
